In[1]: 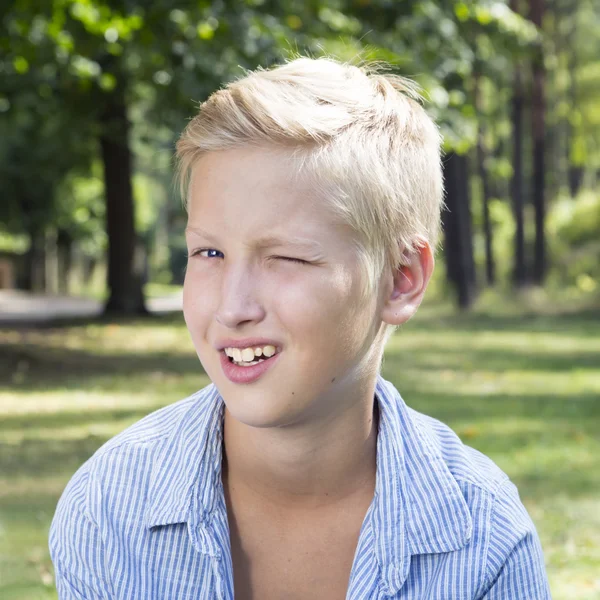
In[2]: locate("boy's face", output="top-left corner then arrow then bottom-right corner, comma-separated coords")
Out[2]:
184,147 -> 385,428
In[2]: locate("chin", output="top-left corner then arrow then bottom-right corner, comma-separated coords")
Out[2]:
217,383 -> 311,429
223,399 -> 302,429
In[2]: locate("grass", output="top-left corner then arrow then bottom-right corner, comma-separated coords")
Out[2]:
1,297 -> 599,599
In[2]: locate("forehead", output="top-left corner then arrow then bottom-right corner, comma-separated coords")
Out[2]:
186,147 -> 351,246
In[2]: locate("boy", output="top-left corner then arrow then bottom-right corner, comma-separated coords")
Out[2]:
49,57 -> 551,599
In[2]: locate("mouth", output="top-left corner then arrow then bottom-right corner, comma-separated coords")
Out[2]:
219,346 -> 281,384
222,346 -> 281,367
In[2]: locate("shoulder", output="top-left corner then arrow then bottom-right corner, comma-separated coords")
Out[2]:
49,384 -> 222,594
406,406 -> 536,531
50,383 -> 217,545
95,385 -> 212,456
407,407 -> 509,493
406,407 -> 550,596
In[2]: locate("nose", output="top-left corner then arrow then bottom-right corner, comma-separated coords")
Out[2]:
215,263 -> 266,329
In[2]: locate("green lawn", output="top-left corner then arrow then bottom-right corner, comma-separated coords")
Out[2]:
1,301 -> 599,599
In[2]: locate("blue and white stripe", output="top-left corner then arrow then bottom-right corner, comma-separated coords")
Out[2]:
49,375 -> 551,599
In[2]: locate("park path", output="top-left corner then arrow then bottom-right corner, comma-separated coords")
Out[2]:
0,290 -> 183,325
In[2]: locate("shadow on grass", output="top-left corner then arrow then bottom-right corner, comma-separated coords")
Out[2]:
0,489 -> 64,515
0,342 -> 204,391
511,464 -> 600,501
0,311 -> 184,332
399,391 -> 600,426
0,404 -> 167,432
387,346 -> 600,373
1,435 -> 111,478
409,306 -> 600,337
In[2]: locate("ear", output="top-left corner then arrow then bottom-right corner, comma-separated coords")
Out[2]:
380,240 -> 434,326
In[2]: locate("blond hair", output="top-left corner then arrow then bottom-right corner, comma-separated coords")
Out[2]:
176,57 -> 444,343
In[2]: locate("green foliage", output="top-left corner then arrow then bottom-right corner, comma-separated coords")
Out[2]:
553,191 -> 600,246
339,0 -> 538,154
0,0 -> 290,274
55,169 -> 107,255
0,0 -> 598,295
470,196 -> 517,284
545,0 -> 600,174
0,232 -> 28,253
548,191 -> 600,293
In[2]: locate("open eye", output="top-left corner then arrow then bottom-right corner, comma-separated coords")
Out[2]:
189,248 -> 224,259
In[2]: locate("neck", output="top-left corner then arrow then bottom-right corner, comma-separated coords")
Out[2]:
222,376 -> 379,510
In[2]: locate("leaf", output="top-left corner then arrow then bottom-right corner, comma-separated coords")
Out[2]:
13,56 -> 30,74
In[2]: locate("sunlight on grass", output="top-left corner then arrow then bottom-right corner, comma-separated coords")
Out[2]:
1,390 -> 160,415
2,318 -> 193,356
391,329 -> 600,352
0,474 -> 79,501
1,418 -> 148,446
1,376 -> 210,416
1,305 -> 599,599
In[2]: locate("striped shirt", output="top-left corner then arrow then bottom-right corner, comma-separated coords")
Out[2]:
49,375 -> 551,599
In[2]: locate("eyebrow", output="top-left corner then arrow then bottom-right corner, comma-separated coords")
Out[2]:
185,226 -> 324,252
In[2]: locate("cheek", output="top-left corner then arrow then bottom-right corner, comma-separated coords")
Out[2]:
182,269 -> 217,330
311,270 -> 373,353
277,268 -> 358,340
182,272 -> 197,321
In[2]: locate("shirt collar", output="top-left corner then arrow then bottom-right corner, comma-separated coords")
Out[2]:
372,375 -> 472,595
144,384 -> 224,531
143,376 -> 473,590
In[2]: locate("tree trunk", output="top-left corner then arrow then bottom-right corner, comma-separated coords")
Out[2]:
442,152 -> 477,310
83,255 -> 97,286
530,0 -> 547,284
478,143 -> 495,286
510,0 -> 528,287
57,228 -> 73,295
460,155 -> 477,293
24,227 -> 46,293
474,72 -> 495,286
568,167 -> 583,197
99,79 -> 147,315
565,1 -> 583,197
493,136 -> 510,204
544,0 -> 562,201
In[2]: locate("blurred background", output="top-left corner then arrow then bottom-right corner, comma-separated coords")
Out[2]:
0,1 -> 598,599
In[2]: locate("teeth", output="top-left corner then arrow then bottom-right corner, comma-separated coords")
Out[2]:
236,358 -> 266,367
241,348 -> 255,362
224,344 -> 278,360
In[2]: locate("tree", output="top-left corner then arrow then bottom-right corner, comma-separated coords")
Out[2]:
0,77 -> 94,291
530,0 -> 547,284
1,0 -> 551,311
474,68 -> 496,286
508,0 -> 528,287
1,0 -> 295,312
345,0 -> 537,302
442,152 -> 477,309
98,69 -> 145,313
